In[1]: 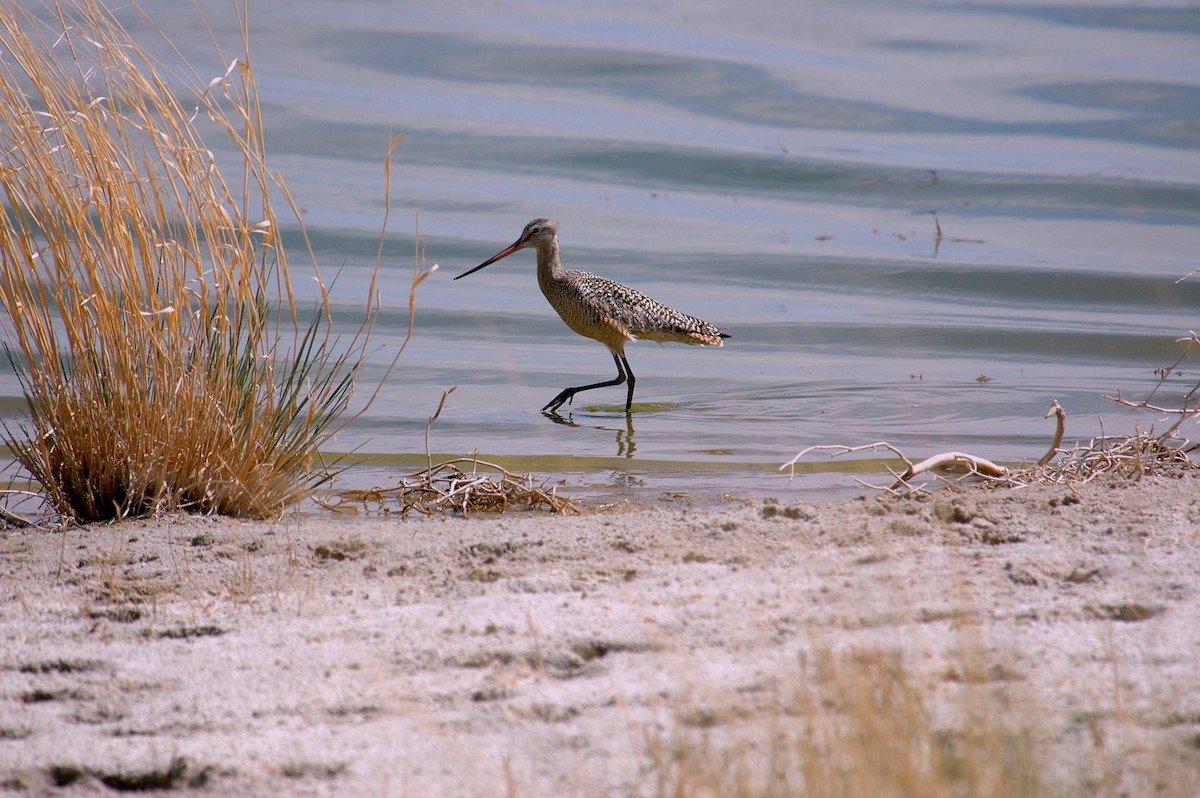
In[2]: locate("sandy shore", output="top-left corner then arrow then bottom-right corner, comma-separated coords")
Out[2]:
2,476 -> 1199,796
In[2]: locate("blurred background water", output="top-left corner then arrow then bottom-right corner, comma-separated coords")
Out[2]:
3,0 -> 1200,503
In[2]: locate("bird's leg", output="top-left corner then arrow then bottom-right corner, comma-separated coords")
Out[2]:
619,354 -> 635,413
542,352 -> 631,414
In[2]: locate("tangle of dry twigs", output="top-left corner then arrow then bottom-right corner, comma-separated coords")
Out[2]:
318,457 -> 578,517
1013,431 -> 1198,487
782,333 -> 1200,495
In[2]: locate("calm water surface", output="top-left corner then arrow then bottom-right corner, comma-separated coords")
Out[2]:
4,0 -> 1200,503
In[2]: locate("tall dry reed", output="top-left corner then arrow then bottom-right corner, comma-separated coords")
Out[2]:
0,0 -> 382,522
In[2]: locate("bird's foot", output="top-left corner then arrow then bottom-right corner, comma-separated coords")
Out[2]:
541,389 -> 575,414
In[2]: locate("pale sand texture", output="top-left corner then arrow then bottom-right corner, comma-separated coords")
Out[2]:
2,476 -> 1199,796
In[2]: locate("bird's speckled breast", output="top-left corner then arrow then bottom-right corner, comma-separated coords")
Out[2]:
539,270 -> 636,352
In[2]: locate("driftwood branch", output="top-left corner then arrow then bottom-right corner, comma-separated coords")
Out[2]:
897,451 -> 1008,482
780,439 -> 1013,495
1038,400 -> 1066,466
781,400 -> 1075,494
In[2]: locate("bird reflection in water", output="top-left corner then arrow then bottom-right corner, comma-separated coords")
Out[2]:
543,410 -> 637,458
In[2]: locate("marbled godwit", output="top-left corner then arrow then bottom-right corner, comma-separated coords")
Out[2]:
455,218 -> 729,414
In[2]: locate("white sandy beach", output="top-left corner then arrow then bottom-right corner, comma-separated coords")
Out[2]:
2,476 -> 1199,796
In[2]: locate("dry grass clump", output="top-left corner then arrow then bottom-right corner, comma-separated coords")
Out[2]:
0,1 -> 381,522
641,648 -> 1044,798
320,458 -> 579,517
640,647 -> 1196,798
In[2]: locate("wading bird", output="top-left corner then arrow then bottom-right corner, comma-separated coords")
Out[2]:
455,219 -> 728,414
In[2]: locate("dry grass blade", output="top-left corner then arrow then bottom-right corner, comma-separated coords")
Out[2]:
0,1 -> 389,523
319,458 -> 579,517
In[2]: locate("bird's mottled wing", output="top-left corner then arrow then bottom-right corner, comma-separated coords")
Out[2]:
569,271 -> 726,346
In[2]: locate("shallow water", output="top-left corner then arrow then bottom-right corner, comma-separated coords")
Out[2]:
3,0 -> 1199,503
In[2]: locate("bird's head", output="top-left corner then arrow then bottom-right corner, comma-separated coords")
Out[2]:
455,218 -> 559,280
518,218 -> 558,247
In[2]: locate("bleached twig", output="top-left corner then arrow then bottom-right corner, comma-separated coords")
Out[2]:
780,441 -> 913,478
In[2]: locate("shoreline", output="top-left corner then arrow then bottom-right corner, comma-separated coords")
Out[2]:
2,476 -> 1199,795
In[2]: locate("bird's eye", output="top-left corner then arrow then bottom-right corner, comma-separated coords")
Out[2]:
529,225 -> 541,236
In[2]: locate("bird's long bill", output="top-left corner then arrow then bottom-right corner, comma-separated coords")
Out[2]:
453,239 -> 523,280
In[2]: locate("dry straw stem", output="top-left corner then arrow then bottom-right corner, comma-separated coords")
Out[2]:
0,0 -> 398,522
